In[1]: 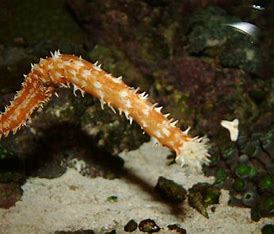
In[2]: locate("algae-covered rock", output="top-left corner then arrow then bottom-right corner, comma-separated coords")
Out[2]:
0,0 -> 85,46
80,101 -> 149,155
89,45 -> 151,91
187,6 -> 262,74
67,0 -> 181,73
187,6 -> 239,53
0,183 -> 22,209
172,56 -> 260,138
188,183 -> 221,218
167,224 -> 187,234
0,144 -> 14,161
261,224 -> 274,234
155,176 -> 187,203
219,38 -> 262,74
0,0 -> 87,93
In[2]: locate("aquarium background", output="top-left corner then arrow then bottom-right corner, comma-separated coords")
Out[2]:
0,0 -> 273,233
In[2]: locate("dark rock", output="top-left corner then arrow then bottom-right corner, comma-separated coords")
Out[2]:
124,219 -> 138,232
54,230 -> 95,234
155,176 -> 187,203
106,195 -> 118,203
242,191 -> 258,208
261,224 -> 274,234
0,183 -> 22,208
188,183 -> 221,218
250,208 -> 261,222
104,230 -> 116,234
167,224 -> 187,234
138,219 -> 160,233
259,195 -> 274,216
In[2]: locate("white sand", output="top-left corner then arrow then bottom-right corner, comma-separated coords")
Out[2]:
0,140 -> 272,233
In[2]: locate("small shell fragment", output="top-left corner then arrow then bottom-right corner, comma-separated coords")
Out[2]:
220,118 -> 239,142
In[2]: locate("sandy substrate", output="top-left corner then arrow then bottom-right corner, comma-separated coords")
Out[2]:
0,140 -> 273,233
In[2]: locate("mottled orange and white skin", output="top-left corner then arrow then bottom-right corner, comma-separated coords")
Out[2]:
0,51 -> 210,171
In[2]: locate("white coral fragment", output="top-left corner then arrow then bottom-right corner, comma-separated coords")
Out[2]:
220,118 -> 239,142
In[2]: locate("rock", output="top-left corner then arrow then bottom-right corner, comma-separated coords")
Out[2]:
155,176 -> 187,203
124,219 -> 138,232
138,219 -> 160,233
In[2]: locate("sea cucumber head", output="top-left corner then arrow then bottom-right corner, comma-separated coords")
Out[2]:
175,136 -> 211,173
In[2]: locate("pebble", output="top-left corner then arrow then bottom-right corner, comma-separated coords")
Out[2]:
167,224 -> 187,234
138,219 -> 160,233
124,219 -> 138,232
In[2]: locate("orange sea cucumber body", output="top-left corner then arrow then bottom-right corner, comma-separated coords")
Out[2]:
0,51 -> 210,171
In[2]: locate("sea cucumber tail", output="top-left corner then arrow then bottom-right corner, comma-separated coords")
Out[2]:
0,73 -> 55,138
